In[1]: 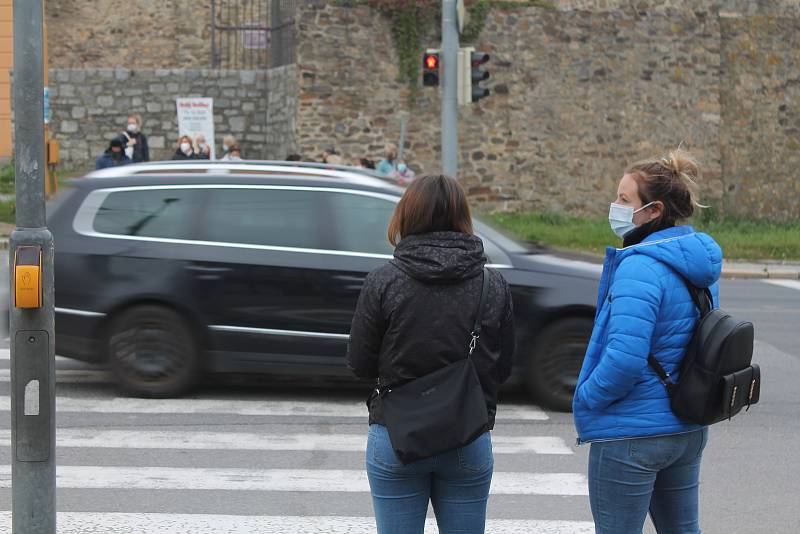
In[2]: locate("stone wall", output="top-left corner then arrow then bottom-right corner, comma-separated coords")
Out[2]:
46,0 -> 212,69
265,65 -> 299,159
47,67 -> 296,169
294,1 -> 800,220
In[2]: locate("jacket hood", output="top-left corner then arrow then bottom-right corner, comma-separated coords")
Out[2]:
392,231 -> 485,283
622,225 -> 723,288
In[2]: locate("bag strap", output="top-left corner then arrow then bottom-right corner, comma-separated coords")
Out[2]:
468,268 -> 490,356
647,354 -> 677,396
646,267 -> 711,395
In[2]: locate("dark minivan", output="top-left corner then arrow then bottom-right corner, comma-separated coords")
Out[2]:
49,163 -> 600,411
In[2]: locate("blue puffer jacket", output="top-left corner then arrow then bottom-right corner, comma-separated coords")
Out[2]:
573,225 -> 723,443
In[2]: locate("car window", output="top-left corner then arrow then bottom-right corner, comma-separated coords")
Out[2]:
93,188 -> 199,239
328,192 -> 396,255
202,188 -> 325,249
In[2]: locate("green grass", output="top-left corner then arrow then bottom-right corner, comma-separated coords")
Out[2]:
490,211 -> 800,261
0,161 -> 14,195
0,199 -> 15,224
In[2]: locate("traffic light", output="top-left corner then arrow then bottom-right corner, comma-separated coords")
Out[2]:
422,49 -> 440,87
470,50 -> 490,102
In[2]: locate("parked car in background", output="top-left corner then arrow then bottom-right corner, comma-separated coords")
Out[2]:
48,161 -> 600,411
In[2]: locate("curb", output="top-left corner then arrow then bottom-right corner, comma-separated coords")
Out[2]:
0,237 -> 797,280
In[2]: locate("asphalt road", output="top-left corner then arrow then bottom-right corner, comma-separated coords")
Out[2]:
0,253 -> 798,533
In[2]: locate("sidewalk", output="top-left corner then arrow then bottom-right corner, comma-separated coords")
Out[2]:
0,237 -> 797,279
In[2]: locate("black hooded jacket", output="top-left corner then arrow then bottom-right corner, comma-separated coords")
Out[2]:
347,231 -> 516,428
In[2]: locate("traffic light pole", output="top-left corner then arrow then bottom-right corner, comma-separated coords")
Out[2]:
441,0 -> 459,177
11,0 -> 57,532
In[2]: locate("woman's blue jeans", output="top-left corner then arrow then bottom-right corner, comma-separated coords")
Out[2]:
366,424 -> 493,534
588,428 -> 709,534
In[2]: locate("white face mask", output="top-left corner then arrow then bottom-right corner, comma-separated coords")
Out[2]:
199,143 -> 207,150
127,123 -> 138,133
180,142 -> 191,154
608,201 -> 655,238
222,144 -> 230,152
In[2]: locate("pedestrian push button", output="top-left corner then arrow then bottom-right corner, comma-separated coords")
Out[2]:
14,246 -> 42,309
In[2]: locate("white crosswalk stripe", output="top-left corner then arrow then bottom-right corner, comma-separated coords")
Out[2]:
0,395 -> 550,420
0,356 -> 593,532
763,279 -> 800,291
0,465 -> 588,495
0,429 -> 574,454
0,512 -> 595,534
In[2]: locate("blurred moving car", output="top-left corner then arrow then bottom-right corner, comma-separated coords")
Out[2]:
49,161 -> 600,411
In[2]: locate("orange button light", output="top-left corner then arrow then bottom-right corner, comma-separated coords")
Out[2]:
14,246 -> 42,309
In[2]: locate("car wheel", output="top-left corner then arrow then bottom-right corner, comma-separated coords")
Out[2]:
107,305 -> 200,398
527,317 -> 593,412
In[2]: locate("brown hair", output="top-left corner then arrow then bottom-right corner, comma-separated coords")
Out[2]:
626,147 -> 704,225
387,174 -> 474,246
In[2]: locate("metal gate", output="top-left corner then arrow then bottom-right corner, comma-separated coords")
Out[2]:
211,0 -> 296,69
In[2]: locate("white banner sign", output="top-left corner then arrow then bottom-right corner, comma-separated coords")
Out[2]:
176,97 -> 216,160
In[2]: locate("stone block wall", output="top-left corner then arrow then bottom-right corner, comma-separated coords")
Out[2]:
293,1 -> 800,220
47,67 -> 296,169
265,65 -> 299,159
46,0 -> 212,69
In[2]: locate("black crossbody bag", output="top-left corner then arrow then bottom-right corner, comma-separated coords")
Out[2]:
376,268 -> 490,465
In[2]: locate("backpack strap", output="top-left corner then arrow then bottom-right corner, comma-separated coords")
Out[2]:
647,268 -> 712,395
647,354 -> 678,396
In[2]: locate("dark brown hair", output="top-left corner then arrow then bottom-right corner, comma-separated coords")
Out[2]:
626,148 -> 704,225
387,174 -> 473,246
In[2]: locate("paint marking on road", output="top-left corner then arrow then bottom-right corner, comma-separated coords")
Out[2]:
0,466 -> 588,495
0,513 -> 595,534
0,349 -> 72,363
0,397 -> 549,421
763,279 -> 800,292
0,369 -> 110,384
0,429 -> 573,455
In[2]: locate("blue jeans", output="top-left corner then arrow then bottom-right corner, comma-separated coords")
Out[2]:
588,428 -> 709,534
366,424 -> 493,534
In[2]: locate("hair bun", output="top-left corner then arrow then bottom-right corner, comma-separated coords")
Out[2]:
664,148 -> 700,185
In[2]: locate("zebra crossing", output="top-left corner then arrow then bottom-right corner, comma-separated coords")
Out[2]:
0,348 -> 595,533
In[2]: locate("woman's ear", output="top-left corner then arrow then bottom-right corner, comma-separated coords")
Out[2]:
649,201 -> 664,222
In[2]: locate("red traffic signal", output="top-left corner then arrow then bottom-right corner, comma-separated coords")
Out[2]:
423,50 -> 440,87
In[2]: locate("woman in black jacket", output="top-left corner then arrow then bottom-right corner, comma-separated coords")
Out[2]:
347,174 -> 515,534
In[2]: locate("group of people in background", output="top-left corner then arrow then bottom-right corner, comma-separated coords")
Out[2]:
95,116 -> 243,170
95,117 -> 415,184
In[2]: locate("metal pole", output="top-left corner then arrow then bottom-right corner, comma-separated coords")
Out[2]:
441,0 -> 459,177
11,0 -> 56,532
270,0 -> 281,68
397,118 -> 407,163
211,0 -> 218,68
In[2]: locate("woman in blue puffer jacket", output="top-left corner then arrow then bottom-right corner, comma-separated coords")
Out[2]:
573,148 -> 723,534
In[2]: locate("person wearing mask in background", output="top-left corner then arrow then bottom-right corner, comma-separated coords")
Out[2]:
195,134 -> 211,160
573,148 -> 722,534
220,135 -> 238,160
358,158 -> 376,170
172,135 -> 197,160
376,142 -> 398,176
226,145 -> 243,161
121,114 -> 149,163
347,174 -> 515,534
396,161 -> 416,186
96,137 -> 132,169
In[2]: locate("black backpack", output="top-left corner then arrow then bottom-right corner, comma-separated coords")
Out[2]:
648,280 -> 761,425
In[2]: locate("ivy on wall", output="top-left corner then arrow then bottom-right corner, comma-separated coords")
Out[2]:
357,0 -> 553,105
